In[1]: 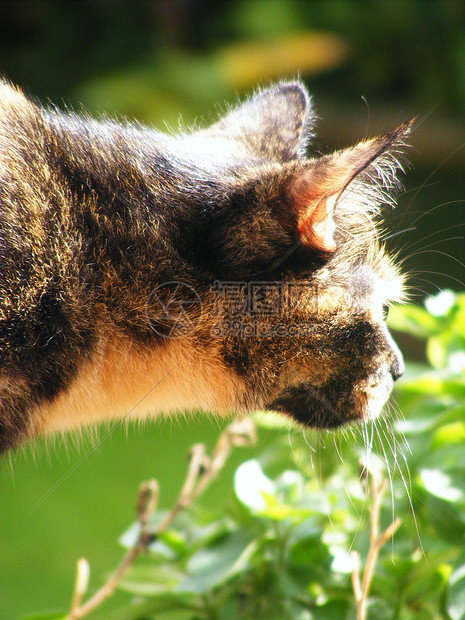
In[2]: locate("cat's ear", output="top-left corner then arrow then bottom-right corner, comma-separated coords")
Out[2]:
281,124 -> 412,253
211,82 -> 315,161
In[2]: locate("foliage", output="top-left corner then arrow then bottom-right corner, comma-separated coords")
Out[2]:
1,1 -> 462,116
26,291 -> 465,619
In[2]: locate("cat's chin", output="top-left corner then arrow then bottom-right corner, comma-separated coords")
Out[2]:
266,373 -> 394,430
354,377 -> 394,423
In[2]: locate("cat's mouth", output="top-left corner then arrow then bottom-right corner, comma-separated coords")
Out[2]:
266,371 -> 394,429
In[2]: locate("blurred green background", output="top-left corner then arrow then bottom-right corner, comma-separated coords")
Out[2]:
0,1 -> 463,618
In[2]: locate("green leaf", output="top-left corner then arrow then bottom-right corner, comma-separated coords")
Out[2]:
424,290 -> 457,317
419,469 -> 464,503
436,403 -> 465,426
448,561 -> 465,620
288,534 -> 332,568
157,529 -> 188,556
287,518 -> 321,544
451,297 -> 465,338
253,410 -> 294,429
312,598 -> 352,619
400,374 -> 465,399
185,518 -> 233,549
388,304 -> 440,338
118,563 -> 184,597
402,562 -> 451,605
258,500 -> 313,522
426,334 -> 448,369
431,422 -> 465,449
365,597 -> 397,619
118,521 -> 142,549
234,459 -> 275,511
286,518 -> 332,569
99,599 -> 196,620
395,411 -> 444,435
427,331 -> 465,371
420,495 -> 465,544
176,530 -> 256,594
282,599 -> 313,619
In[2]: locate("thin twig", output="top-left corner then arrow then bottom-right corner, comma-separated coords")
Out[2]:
66,416 -> 256,619
67,480 -> 159,619
352,463 -> 402,620
69,558 -> 89,615
351,551 -> 362,603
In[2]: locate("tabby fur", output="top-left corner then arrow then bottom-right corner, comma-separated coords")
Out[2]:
0,80 -> 408,451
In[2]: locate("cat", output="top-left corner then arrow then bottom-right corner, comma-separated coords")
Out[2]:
0,79 -> 409,452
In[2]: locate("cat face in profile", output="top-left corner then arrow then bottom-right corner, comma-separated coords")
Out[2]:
0,80 -> 408,449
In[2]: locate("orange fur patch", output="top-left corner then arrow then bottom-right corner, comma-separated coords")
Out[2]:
34,336 -> 246,434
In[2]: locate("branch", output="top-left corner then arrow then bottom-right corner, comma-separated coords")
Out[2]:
69,558 -> 89,614
351,463 -> 401,620
66,416 -> 256,619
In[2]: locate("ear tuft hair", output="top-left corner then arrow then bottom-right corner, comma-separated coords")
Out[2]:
278,122 -> 412,253
209,81 -> 315,162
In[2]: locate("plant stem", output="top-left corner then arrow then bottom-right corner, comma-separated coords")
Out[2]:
351,464 -> 401,620
66,416 -> 256,619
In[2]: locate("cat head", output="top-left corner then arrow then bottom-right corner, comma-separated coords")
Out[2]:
148,82 -> 410,429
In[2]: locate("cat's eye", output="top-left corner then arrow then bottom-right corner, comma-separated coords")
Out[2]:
382,304 -> 390,320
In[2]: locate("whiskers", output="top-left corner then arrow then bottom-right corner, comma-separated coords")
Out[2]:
287,399 -> 426,557
363,404 -> 428,557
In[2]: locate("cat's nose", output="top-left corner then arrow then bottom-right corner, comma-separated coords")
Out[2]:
384,327 -> 404,382
390,356 -> 404,382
